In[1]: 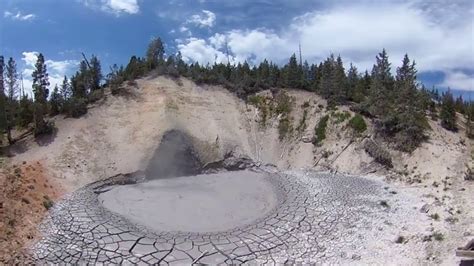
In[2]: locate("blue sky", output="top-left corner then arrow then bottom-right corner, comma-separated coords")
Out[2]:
1,0 -> 473,99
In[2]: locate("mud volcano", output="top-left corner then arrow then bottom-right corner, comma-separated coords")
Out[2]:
99,130 -> 278,232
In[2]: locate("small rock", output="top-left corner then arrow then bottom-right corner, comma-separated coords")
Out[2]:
420,204 -> 430,213
464,231 -> 471,237
351,254 -> 361,260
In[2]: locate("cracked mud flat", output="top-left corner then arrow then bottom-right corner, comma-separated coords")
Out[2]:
32,169 -> 428,264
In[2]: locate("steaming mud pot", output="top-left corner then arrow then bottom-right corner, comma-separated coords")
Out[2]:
99,171 -> 279,232
32,169 -> 430,264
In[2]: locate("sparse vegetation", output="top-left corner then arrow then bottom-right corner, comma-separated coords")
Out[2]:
363,139 -> 393,168
248,91 -> 294,140
296,109 -> 308,133
395,235 -> 406,244
313,115 -> 329,145
348,114 -> 367,134
248,95 -> 270,126
432,232 -> 444,241
278,116 -> 293,140
42,195 -> 54,210
430,213 -> 440,220
332,111 -> 351,124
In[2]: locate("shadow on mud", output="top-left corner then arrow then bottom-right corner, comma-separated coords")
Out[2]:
145,130 -> 202,179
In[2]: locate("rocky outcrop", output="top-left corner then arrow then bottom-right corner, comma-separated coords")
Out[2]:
202,151 -> 257,173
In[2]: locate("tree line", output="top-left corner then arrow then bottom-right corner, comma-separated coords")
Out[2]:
1,37 -> 473,150
0,52 -> 102,143
109,39 -> 472,152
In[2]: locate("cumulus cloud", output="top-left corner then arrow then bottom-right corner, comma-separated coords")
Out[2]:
177,38 -> 228,65
187,10 -> 216,28
440,71 -> 474,91
80,0 -> 139,15
178,1 -> 473,90
21,52 -> 78,97
4,11 -> 36,21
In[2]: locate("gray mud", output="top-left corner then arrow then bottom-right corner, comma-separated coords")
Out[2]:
99,170 -> 278,232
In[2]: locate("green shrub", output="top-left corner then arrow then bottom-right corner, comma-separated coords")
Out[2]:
296,109 -> 308,133
278,116 -> 293,140
248,95 -> 270,126
430,213 -> 440,220
313,115 -> 329,145
65,97 -> 88,118
274,91 -> 292,115
34,121 -> 55,137
88,89 -> 104,103
247,95 -> 266,107
349,114 -> 367,133
42,195 -> 54,210
432,232 -> 444,241
332,111 -> 351,124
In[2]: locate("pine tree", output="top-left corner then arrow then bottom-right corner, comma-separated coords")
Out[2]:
32,53 -> 51,135
4,57 -> 19,143
50,85 -> 62,115
89,55 -> 102,91
466,102 -> 474,139
393,54 -> 428,151
347,63 -> 359,101
367,49 -> 394,116
71,61 -> 88,98
5,57 -> 19,101
60,76 -> 72,101
332,55 -> 347,104
454,95 -> 465,114
176,51 -> 187,75
0,56 -> 7,138
440,89 -> 457,131
285,54 -> 301,89
146,37 -> 165,70
318,55 -> 335,102
17,94 -> 34,128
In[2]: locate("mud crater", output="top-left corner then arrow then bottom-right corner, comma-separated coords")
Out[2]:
98,130 -> 279,233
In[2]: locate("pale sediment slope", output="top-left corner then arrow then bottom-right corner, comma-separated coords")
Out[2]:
10,75 -> 470,193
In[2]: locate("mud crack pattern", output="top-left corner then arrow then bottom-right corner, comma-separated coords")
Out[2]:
32,170 -> 385,264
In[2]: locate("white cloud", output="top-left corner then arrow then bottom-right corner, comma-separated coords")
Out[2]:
187,10 -> 216,28
178,38 -> 228,65
106,0 -> 139,14
20,52 -> 78,97
80,0 -> 139,15
440,71 -> 474,91
4,11 -> 36,21
178,1 -> 474,91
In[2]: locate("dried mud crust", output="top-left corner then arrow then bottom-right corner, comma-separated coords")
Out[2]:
29,170 -> 402,264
